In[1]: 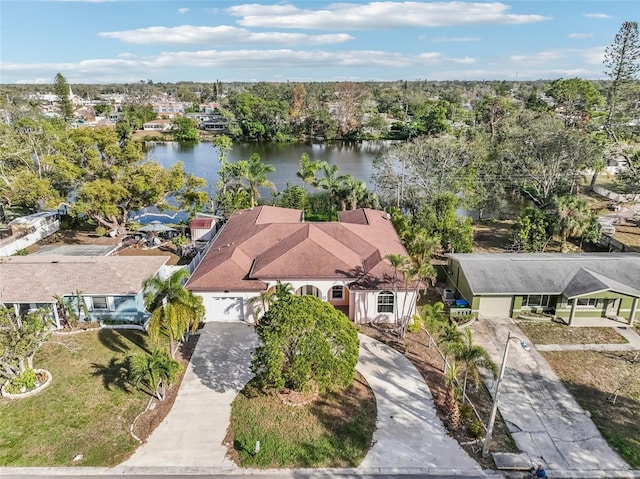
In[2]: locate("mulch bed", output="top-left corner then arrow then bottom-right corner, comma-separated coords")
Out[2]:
358,324 -> 519,469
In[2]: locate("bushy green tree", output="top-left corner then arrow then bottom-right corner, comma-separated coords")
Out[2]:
512,207 -> 551,252
0,307 -> 52,381
251,295 -> 359,393
172,116 -> 199,142
278,184 -> 307,210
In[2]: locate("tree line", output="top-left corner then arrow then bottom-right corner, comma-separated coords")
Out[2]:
0,21 -> 638,254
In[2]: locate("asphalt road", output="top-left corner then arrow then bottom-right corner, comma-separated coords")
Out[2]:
0,475 -> 491,479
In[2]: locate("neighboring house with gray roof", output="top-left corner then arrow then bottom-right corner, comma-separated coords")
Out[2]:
0,255 -> 170,328
186,205 -> 418,324
445,253 -> 640,325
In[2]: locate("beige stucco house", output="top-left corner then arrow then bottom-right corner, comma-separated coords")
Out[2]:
186,206 -> 418,324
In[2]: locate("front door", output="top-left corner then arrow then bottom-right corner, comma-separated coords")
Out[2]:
605,299 -> 619,317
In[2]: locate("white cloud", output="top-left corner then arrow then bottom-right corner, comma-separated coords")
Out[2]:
568,33 -> 594,39
99,25 -> 354,45
582,46 -> 606,64
582,13 -> 611,19
509,50 -> 567,64
228,2 -> 550,29
430,36 -> 480,43
178,8 -> 190,14
1,48 -> 474,82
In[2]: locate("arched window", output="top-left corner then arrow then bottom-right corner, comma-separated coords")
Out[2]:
330,285 -> 344,300
295,285 -> 321,298
377,291 -> 394,313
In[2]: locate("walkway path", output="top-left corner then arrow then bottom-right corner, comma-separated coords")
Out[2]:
536,325 -> 640,352
356,333 -> 482,474
471,317 -> 629,475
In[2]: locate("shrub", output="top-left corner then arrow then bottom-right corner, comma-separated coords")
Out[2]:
467,419 -> 485,439
408,314 -> 423,333
5,368 -> 37,394
252,294 -> 359,393
95,226 -> 108,237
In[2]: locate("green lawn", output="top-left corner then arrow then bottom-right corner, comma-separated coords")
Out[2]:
229,374 -> 376,468
0,329 -> 155,467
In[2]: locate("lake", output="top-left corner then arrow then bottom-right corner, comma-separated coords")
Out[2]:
144,140 -> 394,196
138,140 -> 394,222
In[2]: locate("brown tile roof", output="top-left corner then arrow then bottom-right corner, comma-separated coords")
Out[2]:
186,205 -> 413,292
0,255 -> 169,304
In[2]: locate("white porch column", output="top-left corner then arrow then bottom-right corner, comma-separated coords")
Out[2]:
568,298 -> 577,326
630,298 -> 638,326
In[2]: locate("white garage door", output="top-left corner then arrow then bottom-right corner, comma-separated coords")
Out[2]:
202,296 -> 244,322
478,296 -> 513,318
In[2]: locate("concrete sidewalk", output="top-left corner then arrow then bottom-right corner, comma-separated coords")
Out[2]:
471,317 -> 629,475
120,322 -> 258,468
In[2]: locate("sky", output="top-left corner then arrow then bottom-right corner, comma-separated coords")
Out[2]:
0,0 -> 636,84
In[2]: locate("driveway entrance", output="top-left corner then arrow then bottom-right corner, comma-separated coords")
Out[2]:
471,317 -> 629,473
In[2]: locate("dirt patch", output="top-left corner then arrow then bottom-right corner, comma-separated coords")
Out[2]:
517,321 -> 629,345
357,324 -> 518,469
613,225 -> 640,250
472,220 -> 514,253
131,334 -> 199,443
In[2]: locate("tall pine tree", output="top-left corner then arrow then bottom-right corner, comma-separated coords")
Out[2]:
604,21 -> 640,141
53,72 -> 73,122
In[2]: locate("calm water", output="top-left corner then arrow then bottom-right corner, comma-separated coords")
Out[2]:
144,140 -> 393,197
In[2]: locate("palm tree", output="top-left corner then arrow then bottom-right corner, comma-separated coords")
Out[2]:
53,290 -> 89,329
438,322 -> 464,372
552,196 -> 592,252
274,280 -> 294,300
129,348 -> 182,401
315,163 -> 347,219
444,361 -> 461,430
419,301 -> 448,343
340,176 -> 368,210
144,268 -> 204,357
296,153 -> 323,189
448,328 -> 498,402
248,289 -> 276,322
245,153 -> 276,207
385,253 -> 410,332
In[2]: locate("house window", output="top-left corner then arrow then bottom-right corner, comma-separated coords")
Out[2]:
576,298 -> 601,308
377,291 -> 394,313
91,296 -> 109,310
522,295 -> 551,308
295,285 -> 321,298
331,286 -> 344,300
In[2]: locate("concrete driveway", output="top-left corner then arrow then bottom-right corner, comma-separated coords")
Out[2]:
120,322 -> 258,468
471,317 -> 629,474
118,324 -> 485,475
